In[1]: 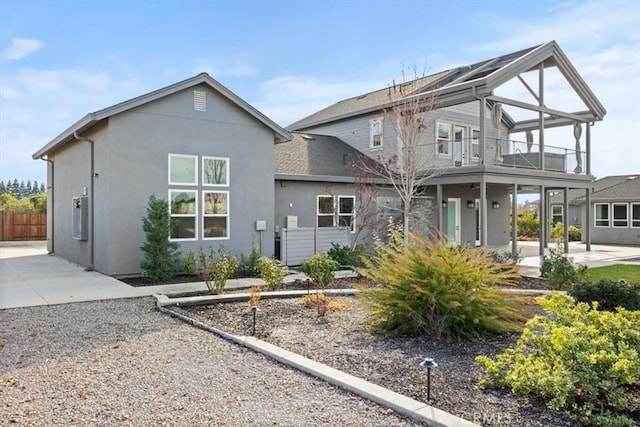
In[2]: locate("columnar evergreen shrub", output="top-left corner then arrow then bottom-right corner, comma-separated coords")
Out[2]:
477,293 -> 640,426
140,195 -> 181,282
237,246 -> 261,277
300,252 -> 340,289
356,232 -> 527,340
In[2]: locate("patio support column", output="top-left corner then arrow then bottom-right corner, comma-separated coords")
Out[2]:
563,188 -> 569,253
512,184 -> 518,256
479,98 -> 486,164
585,189 -> 591,251
539,185 -> 546,256
480,180 -> 488,246
538,63 -> 545,171
436,183 -> 443,235
586,122 -> 592,175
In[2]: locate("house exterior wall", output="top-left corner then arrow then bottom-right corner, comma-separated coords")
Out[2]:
584,203 -> 640,246
49,84 -> 276,276
298,101 -> 505,169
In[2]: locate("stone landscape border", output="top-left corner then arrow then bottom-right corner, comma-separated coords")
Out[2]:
154,291 -> 479,427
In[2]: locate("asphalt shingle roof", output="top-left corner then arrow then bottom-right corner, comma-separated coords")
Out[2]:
549,175 -> 640,204
275,132 -> 365,178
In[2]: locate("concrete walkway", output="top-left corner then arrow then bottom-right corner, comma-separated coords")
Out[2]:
2,240 -> 640,310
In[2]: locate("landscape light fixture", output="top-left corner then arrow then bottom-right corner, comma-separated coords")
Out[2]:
420,357 -> 438,402
492,201 -> 500,209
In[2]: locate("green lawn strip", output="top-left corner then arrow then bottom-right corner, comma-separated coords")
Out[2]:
584,264 -> 640,283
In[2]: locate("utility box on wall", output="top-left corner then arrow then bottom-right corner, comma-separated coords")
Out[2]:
72,196 -> 88,241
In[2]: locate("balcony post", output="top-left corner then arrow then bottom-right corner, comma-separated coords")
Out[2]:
480,180 -> 488,246
539,185 -> 545,256
585,189 -> 591,251
586,122 -> 591,175
479,98 -> 486,164
512,184 -> 518,257
563,188 -> 569,253
538,63 -> 545,170
436,184 -> 443,234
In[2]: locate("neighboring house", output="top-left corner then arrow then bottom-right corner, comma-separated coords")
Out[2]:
547,175 -> 635,228
574,175 -> 640,246
33,73 -> 290,276
288,40 -> 607,255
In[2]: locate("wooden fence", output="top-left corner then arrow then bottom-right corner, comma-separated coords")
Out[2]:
0,211 -> 47,241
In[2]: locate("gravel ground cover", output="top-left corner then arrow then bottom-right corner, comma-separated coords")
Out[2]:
183,293 -> 574,427
0,297 -> 421,426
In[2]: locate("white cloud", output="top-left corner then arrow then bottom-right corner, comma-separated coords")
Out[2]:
2,38 -> 44,60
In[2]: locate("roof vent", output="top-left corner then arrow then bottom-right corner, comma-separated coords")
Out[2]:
301,134 -> 315,140
194,90 -> 206,111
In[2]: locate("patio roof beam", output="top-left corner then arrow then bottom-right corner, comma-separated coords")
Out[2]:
486,95 -> 589,122
511,111 -> 597,132
517,74 -> 541,104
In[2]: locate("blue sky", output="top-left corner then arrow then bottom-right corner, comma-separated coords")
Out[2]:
1,0 -> 639,186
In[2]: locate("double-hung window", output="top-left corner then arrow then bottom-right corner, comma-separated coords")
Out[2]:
338,196 -> 356,232
632,203 -> 640,228
203,191 -> 229,239
594,203 -> 609,227
551,205 -> 563,224
612,203 -> 628,227
169,154 -> 198,240
436,123 -> 451,156
370,118 -> 383,149
317,195 -> 335,227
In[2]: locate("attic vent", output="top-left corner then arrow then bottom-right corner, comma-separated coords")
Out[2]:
194,90 -> 206,111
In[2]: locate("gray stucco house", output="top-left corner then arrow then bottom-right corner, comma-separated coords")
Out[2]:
288,40 -> 607,256
33,73 -> 290,276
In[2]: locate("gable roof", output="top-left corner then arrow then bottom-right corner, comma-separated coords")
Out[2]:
577,175 -> 640,202
289,41 -> 606,132
275,132 -> 369,182
549,175 -> 640,204
33,73 -> 291,159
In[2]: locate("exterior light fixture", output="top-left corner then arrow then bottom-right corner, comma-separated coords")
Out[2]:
442,200 -> 447,209
492,201 -> 500,209
420,357 -> 438,402
467,200 -> 475,209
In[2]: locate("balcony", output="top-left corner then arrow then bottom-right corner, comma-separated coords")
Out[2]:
408,138 -> 586,175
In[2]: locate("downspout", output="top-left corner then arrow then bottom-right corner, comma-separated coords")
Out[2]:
74,130 -> 95,270
40,156 -> 54,254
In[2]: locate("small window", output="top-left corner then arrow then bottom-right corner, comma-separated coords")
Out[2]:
203,191 -> 229,239
551,205 -> 563,224
169,154 -> 197,185
436,123 -> 451,156
612,203 -> 628,227
169,190 -> 197,240
370,118 -> 383,149
317,195 -> 335,227
203,157 -> 229,186
632,203 -> 640,228
594,203 -> 609,227
338,196 -> 356,233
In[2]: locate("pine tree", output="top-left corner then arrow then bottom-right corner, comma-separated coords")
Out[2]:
10,179 -> 19,197
26,180 -> 32,195
0,181 -> 6,195
140,195 -> 181,282
18,181 -> 27,198
32,180 -> 39,194
40,183 -> 46,193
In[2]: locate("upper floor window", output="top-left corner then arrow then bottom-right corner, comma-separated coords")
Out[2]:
370,118 -> 383,149
612,203 -> 628,227
203,157 -> 229,186
471,129 -> 480,159
169,154 -> 197,185
436,123 -> 451,156
595,203 -> 609,227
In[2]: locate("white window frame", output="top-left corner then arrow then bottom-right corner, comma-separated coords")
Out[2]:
594,203 -> 610,228
436,122 -> 451,157
551,205 -> 563,224
630,203 -> 640,228
471,128 -> 480,160
612,203 -> 628,228
338,195 -> 356,233
169,189 -> 198,241
168,154 -> 198,186
317,195 -> 335,228
202,190 -> 230,240
202,156 -> 230,187
370,117 -> 383,150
